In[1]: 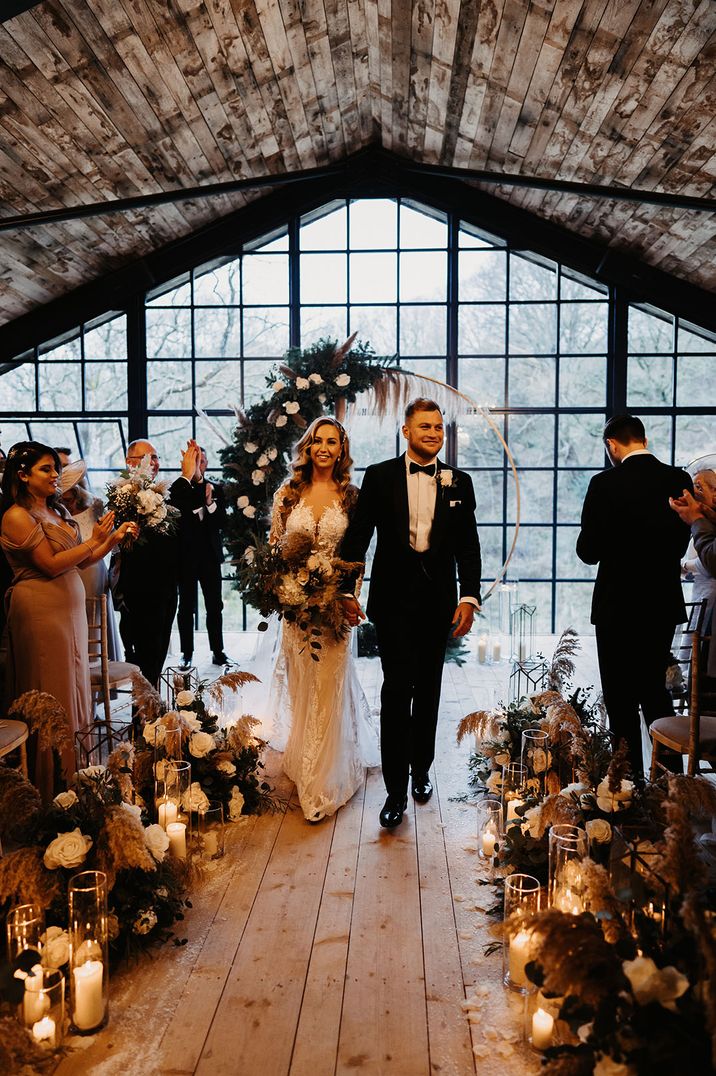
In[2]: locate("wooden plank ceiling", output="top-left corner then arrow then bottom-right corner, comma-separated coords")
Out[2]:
1,0 -> 715,331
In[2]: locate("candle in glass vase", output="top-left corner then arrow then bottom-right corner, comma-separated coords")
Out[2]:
157,799 -> 178,830
508,930 -> 531,987
23,965 -> 48,1024
506,797 -> 524,823
203,830 -> 219,858
492,639 -> 501,662
32,1016 -> 56,1047
167,821 -> 187,860
73,960 -> 104,1030
482,831 -> 497,857
477,635 -> 487,663
531,1007 -> 554,1050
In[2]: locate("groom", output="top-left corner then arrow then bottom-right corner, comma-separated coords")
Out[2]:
341,398 -> 482,828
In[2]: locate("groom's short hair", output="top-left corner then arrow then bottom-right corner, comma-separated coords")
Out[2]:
405,397 -> 442,420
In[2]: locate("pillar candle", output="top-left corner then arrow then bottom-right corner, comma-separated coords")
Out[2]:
157,799 -> 178,830
477,635 -> 487,663
32,1016 -> 56,1047
531,1007 -> 554,1050
481,831 -> 496,857
508,930 -> 531,987
23,965 -> 48,1024
492,639 -> 501,662
167,821 -> 187,860
506,797 -> 524,823
73,960 -> 104,1030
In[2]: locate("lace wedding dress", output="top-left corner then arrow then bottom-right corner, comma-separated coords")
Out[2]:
239,495 -> 379,821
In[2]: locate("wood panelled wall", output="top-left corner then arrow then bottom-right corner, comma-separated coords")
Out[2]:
1,0 -> 715,329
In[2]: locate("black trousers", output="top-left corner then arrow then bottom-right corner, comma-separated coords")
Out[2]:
177,558 -> 224,659
595,618 -> 677,778
373,591 -> 453,800
119,584 -> 178,688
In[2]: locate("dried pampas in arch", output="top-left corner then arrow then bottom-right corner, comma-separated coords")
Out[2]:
7,690 -> 73,756
456,709 -> 501,746
131,671 -> 165,724
546,627 -> 581,692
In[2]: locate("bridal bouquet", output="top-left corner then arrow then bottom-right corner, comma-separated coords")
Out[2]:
106,456 -> 179,546
239,530 -> 363,657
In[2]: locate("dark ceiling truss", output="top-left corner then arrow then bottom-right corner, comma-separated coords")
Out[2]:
0,1 -> 44,23
1,147 -> 715,367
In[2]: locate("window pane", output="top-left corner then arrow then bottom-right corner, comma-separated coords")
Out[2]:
515,580 -> 552,633
676,355 -> 713,406
399,251 -> 447,302
301,307 -> 348,348
556,526 -> 595,579
300,253 -> 347,303
508,355 -> 555,407
148,280 -> 192,307
459,223 -> 502,248
85,363 -> 127,411
38,363 -> 81,409
457,415 -> 505,467
561,272 -> 606,300
678,324 -> 716,352
675,415 -> 713,468
644,414 -> 673,460
84,317 -> 127,360
243,309 -> 290,357
193,261 -> 241,305
558,413 -> 605,467
559,355 -> 606,407
629,306 -> 673,352
555,582 -> 594,634
507,470 -> 553,524
29,421 -> 80,455
76,420 -> 127,472
399,306 -> 446,355
194,414 -> 234,463
195,361 -> 241,410
300,204 -> 347,249
509,254 -> 557,300
147,360 -> 193,410
349,199 -> 397,249
350,252 -> 397,302
511,527 -> 553,578
349,306 -> 396,353
458,357 -> 505,407
399,203 -> 447,248
627,354 -> 673,406
509,304 -> 556,354
347,413 -> 398,470
560,303 -> 608,352
471,471 -> 504,523
242,254 -> 289,305
146,308 -> 192,359
195,309 -> 241,358
242,360 -> 273,406
459,250 -> 507,301
40,337 -> 81,362
402,357 -> 448,381
459,305 -> 506,354
0,421 -> 31,447
147,414 -> 193,469
557,470 -> 599,521
508,414 -> 555,466
478,525 -> 504,579
0,365 -> 35,410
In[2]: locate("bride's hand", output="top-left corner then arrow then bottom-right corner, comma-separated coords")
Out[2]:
340,596 -> 365,627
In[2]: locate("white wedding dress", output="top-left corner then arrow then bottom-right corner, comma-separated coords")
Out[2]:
239,496 -> 379,821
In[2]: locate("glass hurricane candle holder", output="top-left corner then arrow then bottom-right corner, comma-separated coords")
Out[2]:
502,873 -> 541,993
521,729 -> 550,798
476,627 -> 491,665
524,990 -> 562,1051
501,762 -> 528,829
6,903 -> 44,964
477,797 -> 501,861
155,759 -> 191,829
68,870 -> 109,1034
21,966 -> 65,1049
548,824 -> 588,913
510,603 -> 536,663
194,800 -> 226,861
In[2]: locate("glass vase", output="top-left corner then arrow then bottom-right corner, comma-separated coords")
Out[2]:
21,966 -> 65,1049
501,761 -> 528,829
6,902 -> 44,964
521,729 -> 550,798
155,758 -> 191,829
502,873 -> 541,993
510,603 -> 536,663
194,800 -> 226,861
68,870 -> 109,1034
548,824 -> 588,913
477,797 -> 501,861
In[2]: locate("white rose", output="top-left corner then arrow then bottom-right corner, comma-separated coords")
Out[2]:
256,453 -> 269,468
237,495 -> 250,508
133,909 -> 158,935
177,709 -> 201,734
295,377 -> 310,389
189,731 -> 216,758
585,818 -> 612,845
272,380 -> 286,392
252,469 -> 266,485
308,373 -> 323,384
176,689 -> 195,707
229,786 -> 245,820
596,777 -> 633,813
150,503 -> 167,523
275,414 -> 288,427
217,759 -> 237,776
243,505 -> 257,518
485,771 -> 502,793
53,790 -> 78,810
121,801 -> 142,822
244,441 -> 258,453
184,781 -> 210,812
523,805 -> 542,839
144,823 -> 170,863
623,956 -> 689,1010
494,751 -> 511,767
154,758 -> 169,781
74,765 -> 106,786
560,781 -> 590,800
137,489 -> 161,515
531,748 -> 548,773
267,447 -> 278,460
335,373 -> 350,387
143,719 -> 166,747
43,828 -> 93,870
41,926 -> 69,967
284,401 -> 300,414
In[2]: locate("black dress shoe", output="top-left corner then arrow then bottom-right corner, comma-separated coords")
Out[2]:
178,655 -> 192,671
379,795 -> 408,829
212,652 -> 230,666
411,774 -> 433,803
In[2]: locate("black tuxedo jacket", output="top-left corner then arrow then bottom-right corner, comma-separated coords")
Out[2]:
576,453 -> 692,627
341,455 -> 482,622
170,477 -> 226,564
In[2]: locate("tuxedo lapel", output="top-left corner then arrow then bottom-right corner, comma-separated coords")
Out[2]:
428,459 -> 449,549
393,454 -> 411,547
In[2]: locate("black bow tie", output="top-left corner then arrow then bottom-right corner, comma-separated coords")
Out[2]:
409,462 -> 436,476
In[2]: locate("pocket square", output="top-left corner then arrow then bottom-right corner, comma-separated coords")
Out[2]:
449,499 -> 462,507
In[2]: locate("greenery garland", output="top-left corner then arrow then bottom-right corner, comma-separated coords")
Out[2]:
219,337 -> 396,586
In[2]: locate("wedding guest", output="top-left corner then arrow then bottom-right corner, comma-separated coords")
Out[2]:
172,447 -> 230,670
577,415 -> 692,778
681,470 -> 716,617
0,441 -> 136,800
671,485 -> 716,692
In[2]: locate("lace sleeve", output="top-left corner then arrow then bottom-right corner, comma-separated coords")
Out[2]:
269,485 -> 289,544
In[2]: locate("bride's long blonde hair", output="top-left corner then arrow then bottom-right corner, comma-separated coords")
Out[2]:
277,417 -> 357,525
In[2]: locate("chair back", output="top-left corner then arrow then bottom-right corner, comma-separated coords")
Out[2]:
670,599 -> 707,713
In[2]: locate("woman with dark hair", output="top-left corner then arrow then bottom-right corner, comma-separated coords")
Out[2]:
245,418 -> 378,822
0,441 -> 137,800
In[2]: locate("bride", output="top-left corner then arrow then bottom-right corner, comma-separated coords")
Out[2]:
245,417 -> 379,822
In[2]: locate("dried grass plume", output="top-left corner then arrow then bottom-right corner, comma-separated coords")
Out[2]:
7,690 -> 72,755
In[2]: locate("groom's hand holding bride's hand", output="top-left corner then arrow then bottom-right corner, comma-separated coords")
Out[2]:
451,601 -> 478,638
340,596 -> 366,628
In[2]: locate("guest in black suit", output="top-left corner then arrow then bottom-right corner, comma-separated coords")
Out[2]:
172,447 -> 229,669
576,414 -> 692,778
341,399 -> 482,828
113,439 -> 198,687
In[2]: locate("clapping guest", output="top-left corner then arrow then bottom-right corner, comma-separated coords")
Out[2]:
0,442 -> 137,800
671,483 -> 716,691
681,470 -> 716,617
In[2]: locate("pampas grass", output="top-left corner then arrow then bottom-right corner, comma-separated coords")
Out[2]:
580,859 -> 631,945
131,671 -> 164,723
456,709 -> 500,745
668,774 -> 716,819
659,776 -> 708,899
206,670 -> 259,707
106,742 -> 135,804
7,690 -> 72,755
0,847 -> 62,909
97,806 -> 156,879
547,628 -> 581,692
606,738 -> 632,791
532,794 -> 582,838
227,714 -> 261,751
0,764 -> 41,842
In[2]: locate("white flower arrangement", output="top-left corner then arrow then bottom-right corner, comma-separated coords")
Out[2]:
106,460 -> 178,543
438,468 -> 455,487
43,828 -> 93,870
595,777 -> 634,813
189,731 -> 216,758
585,818 -> 612,844
175,689 -> 195,708
622,955 -> 689,1010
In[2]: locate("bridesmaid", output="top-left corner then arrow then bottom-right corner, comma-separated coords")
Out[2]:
0,442 -> 137,801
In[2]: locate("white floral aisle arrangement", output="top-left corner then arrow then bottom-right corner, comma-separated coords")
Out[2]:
105,454 -> 179,546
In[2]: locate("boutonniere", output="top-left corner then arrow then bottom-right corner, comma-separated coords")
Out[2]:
437,468 -> 455,488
